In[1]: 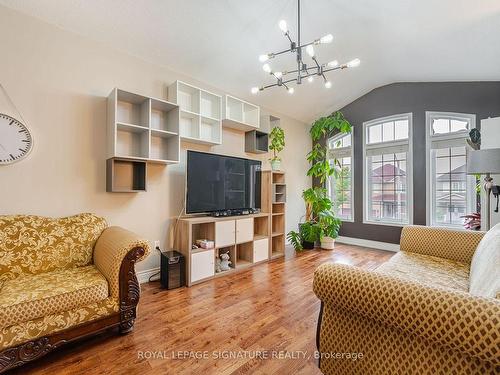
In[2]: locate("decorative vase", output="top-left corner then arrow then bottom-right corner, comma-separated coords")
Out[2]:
320,237 -> 335,250
270,158 -> 281,171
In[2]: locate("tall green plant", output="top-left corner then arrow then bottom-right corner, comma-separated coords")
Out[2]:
307,112 -> 352,184
269,126 -> 285,162
287,111 -> 352,251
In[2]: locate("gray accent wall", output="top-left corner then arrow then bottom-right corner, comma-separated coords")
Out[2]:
321,82 -> 500,244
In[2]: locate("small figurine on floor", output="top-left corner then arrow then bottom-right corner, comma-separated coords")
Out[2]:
215,252 -> 232,273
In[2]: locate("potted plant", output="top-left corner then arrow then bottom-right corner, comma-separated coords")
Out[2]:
287,111 -> 351,251
269,126 -> 285,171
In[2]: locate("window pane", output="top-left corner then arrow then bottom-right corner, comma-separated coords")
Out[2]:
451,146 -> 466,156
394,120 -> 408,140
383,122 -> 394,142
367,152 -> 408,224
450,156 -> 466,172
368,124 -> 382,143
329,156 -> 352,220
431,146 -> 472,227
433,119 -> 450,134
450,119 -> 468,132
329,133 -> 351,149
342,134 -> 351,147
435,157 -> 450,174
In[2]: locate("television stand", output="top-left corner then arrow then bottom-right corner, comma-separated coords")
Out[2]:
174,171 -> 286,286
210,208 -> 259,217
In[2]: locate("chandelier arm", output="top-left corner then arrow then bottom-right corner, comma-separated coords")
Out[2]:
311,56 -> 321,69
322,66 -> 342,74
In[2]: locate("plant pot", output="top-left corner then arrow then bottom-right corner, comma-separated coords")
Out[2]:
302,240 -> 315,250
320,236 -> 335,250
270,158 -> 281,171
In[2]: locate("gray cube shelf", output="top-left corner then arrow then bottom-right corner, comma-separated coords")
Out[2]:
245,130 -> 268,154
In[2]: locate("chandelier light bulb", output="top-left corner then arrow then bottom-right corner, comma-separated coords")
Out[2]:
324,81 -> 332,88
347,58 -> 361,68
279,20 -> 288,33
262,63 -> 272,73
327,60 -> 339,68
320,34 -> 334,44
251,87 -> 259,94
287,87 -> 294,94
307,76 -> 314,83
259,54 -> 270,63
306,45 -> 315,57
274,71 -> 283,79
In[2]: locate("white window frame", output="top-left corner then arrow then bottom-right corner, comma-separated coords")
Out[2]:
363,113 -> 413,226
327,130 -> 354,222
425,111 -> 476,228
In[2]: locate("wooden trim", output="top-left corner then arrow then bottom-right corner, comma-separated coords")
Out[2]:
0,246 -> 146,373
119,246 -> 145,333
316,301 -> 324,370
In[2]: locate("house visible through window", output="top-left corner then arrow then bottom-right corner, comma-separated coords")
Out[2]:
426,112 -> 477,227
363,113 -> 412,225
328,132 -> 353,221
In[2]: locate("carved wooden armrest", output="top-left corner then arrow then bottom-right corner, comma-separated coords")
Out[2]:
93,227 -> 150,332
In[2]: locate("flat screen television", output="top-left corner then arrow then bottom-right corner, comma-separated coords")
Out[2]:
186,151 -> 261,214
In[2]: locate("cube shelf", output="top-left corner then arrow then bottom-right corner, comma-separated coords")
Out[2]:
271,234 -> 285,259
116,91 -> 149,128
107,88 -> 180,165
260,115 -> 280,133
245,130 -> 268,154
236,242 -> 253,267
222,95 -> 260,131
168,80 -> 222,145
106,158 -> 146,193
215,246 -> 236,273
116,123 -> 149,159
273,183 -> 287,203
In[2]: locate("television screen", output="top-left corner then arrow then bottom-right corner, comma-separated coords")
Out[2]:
186,151 -> 261,214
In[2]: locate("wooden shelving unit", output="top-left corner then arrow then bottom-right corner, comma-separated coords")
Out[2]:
174,213 -> 270,286
261,170 -> 286,259
167,80 -> 222,145
222,95 -> 260,131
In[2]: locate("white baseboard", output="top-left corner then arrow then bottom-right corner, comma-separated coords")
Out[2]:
137,267 -> 160,284
336,236 -> 400,252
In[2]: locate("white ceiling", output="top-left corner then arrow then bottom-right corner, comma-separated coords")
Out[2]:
1,0 -> 499,123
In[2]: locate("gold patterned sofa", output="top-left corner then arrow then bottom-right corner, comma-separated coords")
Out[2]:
0,213 -> 150,373
313,224 -> 500,375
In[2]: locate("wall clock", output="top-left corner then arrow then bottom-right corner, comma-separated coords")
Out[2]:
0,113 -> 33,164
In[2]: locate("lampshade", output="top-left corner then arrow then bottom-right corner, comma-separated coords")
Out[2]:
466,148 -> 500,174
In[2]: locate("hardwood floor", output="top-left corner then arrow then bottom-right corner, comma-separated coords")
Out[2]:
11,244 -> 393,375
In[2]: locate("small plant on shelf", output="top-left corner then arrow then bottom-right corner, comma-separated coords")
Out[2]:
269,126 -> 285,171
287,111 -> 351,251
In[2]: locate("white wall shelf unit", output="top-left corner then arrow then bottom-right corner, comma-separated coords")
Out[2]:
107,88 -> 181,165
222,95 -> 260,131
167,80 -> 222,145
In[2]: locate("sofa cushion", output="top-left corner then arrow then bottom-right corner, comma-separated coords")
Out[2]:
0,297 -> 118,350
0,213 -> 107,283
375,251 -> 469,292
0,266 -> 109,328
469,223 -> 500,299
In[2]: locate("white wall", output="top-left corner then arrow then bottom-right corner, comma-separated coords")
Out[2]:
0,6 -> 311,273
480,117 -> 500,228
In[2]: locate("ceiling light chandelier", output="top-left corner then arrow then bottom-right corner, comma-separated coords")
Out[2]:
251,0 -> 360,95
